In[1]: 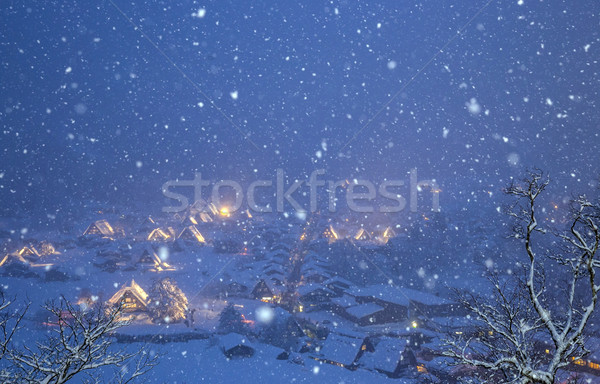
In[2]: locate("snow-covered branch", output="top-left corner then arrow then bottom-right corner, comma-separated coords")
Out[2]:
1,299 -> 158,384
445,171 -> 600,384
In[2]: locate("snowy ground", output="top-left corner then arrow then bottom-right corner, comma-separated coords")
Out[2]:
111,339 -> 417,384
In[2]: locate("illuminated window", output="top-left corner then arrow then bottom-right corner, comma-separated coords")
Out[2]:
589,362 -> 600,370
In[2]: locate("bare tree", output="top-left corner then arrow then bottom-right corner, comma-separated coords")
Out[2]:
1,298 -> 158,384
445,171 -> 600,384
0,293 -> 27,379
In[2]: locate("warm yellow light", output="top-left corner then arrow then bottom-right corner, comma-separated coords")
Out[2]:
220,207 -> 230,217
411,321 -> 418,329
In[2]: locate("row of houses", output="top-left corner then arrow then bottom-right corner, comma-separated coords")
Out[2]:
0,243 -> 60,270
83,219 -> 208,245
294,278 -> 464,327
83,217 -> 255,256
308,331 -> 423,378
320,225 -> 399,245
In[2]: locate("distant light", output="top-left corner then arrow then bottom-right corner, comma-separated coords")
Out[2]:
411,321 -> 418,329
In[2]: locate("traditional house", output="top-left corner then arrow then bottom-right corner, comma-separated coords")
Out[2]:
324,276 -> 355,296
137,249 -> 174,272
398,287 -> 462,318
379,226 -> 398,244
311,333 -> 374,369
17,246 -> 41,262
303,252 -> 330,269
83,220 -> 115,237
220,333 -> 255,358
223,281 -> 249,297
198,212 -> 214,223
321,225 -> 339,243
569,336 -> 600,374
259,307 -> 306,349
354,228 -> 373,242
177,225 -> 206,244
251,279 -> 281,303
267,249 -> 289,265
147,228 -> 174,242
1,251 -> 53,269
0,253 -> 29,268
359,337 -> 418,378
107,279 -> 149,312
297,284 -> 336,306
263,263 -> 286,278
38,241 -> 59,256
345,303 -> 386,326
138,216 -> 159,233
271,242 -> 291,253
347,286 -> 410,324
172,212 -> 186,224
302,268 -> 332,284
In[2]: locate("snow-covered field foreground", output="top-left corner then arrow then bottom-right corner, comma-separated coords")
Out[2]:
117,338 -> 415,384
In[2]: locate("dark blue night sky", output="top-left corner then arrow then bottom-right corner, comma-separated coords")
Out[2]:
1,1 -> 599,222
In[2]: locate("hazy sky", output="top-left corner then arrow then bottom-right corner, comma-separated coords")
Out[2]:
1,1 -> 598,220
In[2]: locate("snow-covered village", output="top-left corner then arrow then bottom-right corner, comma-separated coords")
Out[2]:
1,1 -> 600,383
2,193 -> 600,383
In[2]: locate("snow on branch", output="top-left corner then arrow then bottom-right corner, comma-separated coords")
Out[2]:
444,170 -> 600,384
1,298 -> 158,384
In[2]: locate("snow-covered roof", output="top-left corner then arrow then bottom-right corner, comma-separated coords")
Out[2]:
177,225 -> 206,243
348,285 -> 452,306
397,287 -> 453,305
263,263 -> 286,274
83,220 -> 115,236
297,284 -> 335,297
323,276 -> 354,288
346,303 -> 384,319
354,228 -> 373,241
302,268 -> 331,279
107,279 -> 149,306
147,228 -> 172,241
303,252 -> 329,265
348,285 -> 410,306
330,294 -> 357,308
316,333 -> 364,366
360,337 -> 410,373
302,258 -> 330,269
0,253 -> 28,267
220,333 -> 253,351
